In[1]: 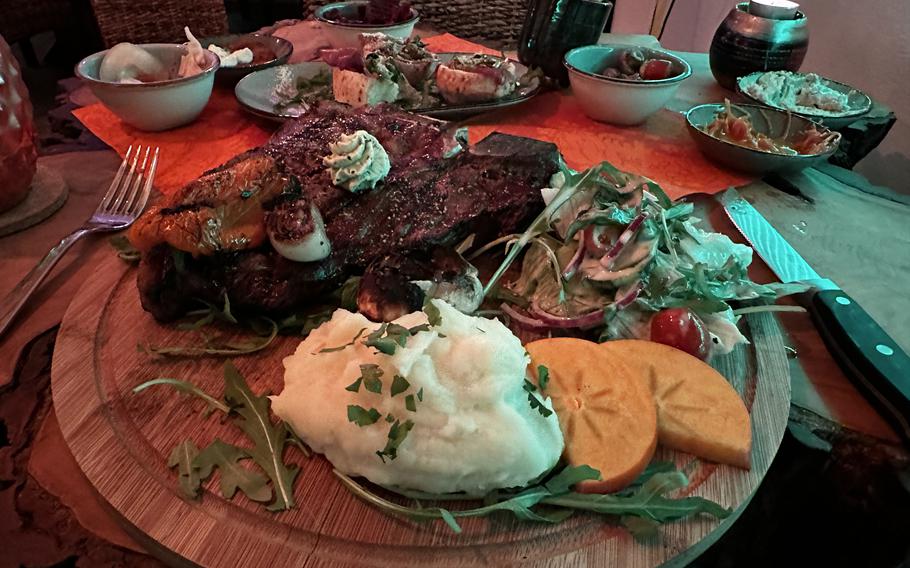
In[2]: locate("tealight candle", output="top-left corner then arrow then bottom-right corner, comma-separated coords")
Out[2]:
749,0 -> 800,20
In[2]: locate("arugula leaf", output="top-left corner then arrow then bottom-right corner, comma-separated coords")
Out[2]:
141,317 -> 278,358
168,440 -> 202,499
348,405 -> 381,426
109,235 -> 141,264
336,463 -> 729,534
376,419 -> 414,462
133,377 -> 230,415
319,328 -> 367,353
222,362 -> 299,511
390,375 -> 410,397
360,364 -> 383,393
195,439 -> 272,502
543,471 -> 730,522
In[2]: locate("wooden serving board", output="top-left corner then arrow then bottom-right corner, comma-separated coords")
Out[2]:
51,253 -> 790,568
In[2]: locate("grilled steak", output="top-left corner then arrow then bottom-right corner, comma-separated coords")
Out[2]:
132,102 -> 559,322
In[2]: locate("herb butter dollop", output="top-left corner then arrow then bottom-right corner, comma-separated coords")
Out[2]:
323,130 -> 391,192
272,300 -> 564,495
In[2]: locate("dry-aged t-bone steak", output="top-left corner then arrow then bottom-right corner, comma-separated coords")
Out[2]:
129,102 -> 560,322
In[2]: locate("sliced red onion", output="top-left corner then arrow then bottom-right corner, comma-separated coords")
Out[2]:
600,211 -> 649,269
530,300 -> 605,329
500,303 -> 550,330
583,226 -> 604,257
615,281 -> 643,309
562,237 -> 586,280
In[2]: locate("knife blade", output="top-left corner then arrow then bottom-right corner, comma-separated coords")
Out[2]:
720,188 -> 910,444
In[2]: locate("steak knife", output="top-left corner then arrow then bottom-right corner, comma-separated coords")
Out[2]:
719,188 -> 910,444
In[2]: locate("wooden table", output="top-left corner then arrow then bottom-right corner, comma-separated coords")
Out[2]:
1,36 -> 908,568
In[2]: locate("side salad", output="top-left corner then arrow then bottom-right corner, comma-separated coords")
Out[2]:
483,159 -> 806,360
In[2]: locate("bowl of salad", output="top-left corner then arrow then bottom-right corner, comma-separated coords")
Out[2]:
316,0 -> 419,49
736,71 -> 872,129
564,44 -> 691,126
685,101 -> 841,174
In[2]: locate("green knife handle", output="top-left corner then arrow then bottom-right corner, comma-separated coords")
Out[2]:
810,290 -> 910,445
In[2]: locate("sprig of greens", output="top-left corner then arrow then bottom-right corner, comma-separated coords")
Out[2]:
522,379 -> 553,418
139,294 -> 279,358
136,363 -> 305,511
335,463 -> 730,536
109,235 -> 141,264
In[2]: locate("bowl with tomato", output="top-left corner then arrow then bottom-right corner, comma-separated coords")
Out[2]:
564,44 -> 691,126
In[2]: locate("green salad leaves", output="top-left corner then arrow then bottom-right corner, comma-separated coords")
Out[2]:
336,461 -> 730,538
135,362 -> 303,511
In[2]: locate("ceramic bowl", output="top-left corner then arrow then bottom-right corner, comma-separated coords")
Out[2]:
685,103 -> 840,174
736,71 -> 872,129
76,44 -> 219,131
564,44 -> 691,126
200,34 -> 293,84
709,2 -> 809,90
316,1 -> 419,49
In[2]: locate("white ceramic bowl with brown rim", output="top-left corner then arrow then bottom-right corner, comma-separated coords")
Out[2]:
564,44 -> 691,126
76,44 -> 219,132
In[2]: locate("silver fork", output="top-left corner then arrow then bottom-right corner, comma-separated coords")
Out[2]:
0,145 -> 159,337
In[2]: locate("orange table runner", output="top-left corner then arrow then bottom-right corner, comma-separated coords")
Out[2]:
73,33 -> 751,200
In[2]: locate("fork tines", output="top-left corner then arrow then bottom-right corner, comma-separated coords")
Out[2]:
98,144 -> 160,218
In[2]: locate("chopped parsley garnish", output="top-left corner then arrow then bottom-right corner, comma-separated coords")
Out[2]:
361,364 -> 383,393
537,365 -> 550,391
390,375 -> 410,397
405,394 -> 417,412
376,419 -> 414,462
347,405 -> 381,426
523,379 -> 553,418
345,377 -> 363,392
318,328 -> 367,353
417,388 -> 424,402
385,414 -> 396,423
423,300 -> 443,326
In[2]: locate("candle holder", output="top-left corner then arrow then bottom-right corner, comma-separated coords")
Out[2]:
0,34 -> 37,213
709,2 -> 809,90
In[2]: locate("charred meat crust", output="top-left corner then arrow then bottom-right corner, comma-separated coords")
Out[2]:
135,103 -> 559,322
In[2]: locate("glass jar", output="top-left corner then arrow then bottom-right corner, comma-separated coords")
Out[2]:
518,0 -> 614,86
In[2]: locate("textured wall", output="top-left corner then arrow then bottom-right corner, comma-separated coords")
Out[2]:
614,0 -> 910,193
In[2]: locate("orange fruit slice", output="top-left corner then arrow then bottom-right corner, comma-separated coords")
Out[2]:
526,338 -> 658,493
600,339 -> 752,469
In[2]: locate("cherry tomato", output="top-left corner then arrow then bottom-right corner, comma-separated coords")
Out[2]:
639,59 -> 674,81
649,308 -> 710,360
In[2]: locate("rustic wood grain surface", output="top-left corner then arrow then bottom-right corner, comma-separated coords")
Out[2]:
50,251 -> 790,567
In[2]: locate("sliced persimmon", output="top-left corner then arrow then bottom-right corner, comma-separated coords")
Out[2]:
600,339 -> 752,469
526,338 -> 658,493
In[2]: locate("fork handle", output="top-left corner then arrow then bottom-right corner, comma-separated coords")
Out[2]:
0,228 -> 92,337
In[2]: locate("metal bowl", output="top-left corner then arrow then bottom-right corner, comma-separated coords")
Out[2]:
685,103 -> 840,175
200,34 -> 293,83
736,71 -> 872,129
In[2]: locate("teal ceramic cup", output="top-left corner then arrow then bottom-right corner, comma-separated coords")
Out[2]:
76,44 -> 219,132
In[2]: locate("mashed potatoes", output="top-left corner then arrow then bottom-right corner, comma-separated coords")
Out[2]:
272,300 -> 564,495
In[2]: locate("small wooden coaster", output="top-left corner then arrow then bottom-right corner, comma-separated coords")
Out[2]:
0,165 -> 68,238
